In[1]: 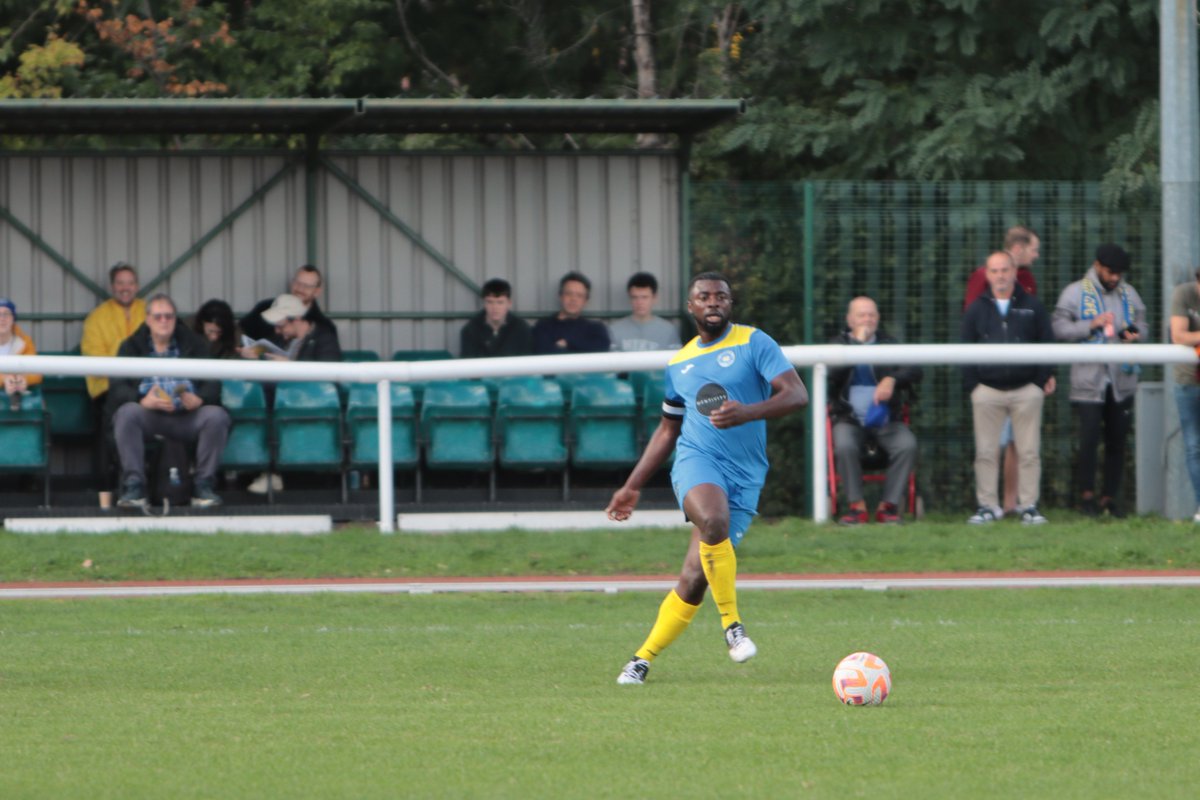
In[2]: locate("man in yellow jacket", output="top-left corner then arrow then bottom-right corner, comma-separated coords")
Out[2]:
81,263 -> 146,401
81,263 -> 146,489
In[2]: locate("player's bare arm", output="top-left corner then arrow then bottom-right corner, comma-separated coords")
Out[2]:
605,416 -> 682,521
709,369 -> 808,430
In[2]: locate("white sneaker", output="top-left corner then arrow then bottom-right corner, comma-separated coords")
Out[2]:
1193,506 -> 1200,524
247,472 -> 283,494
724,622 -> 757,663
967,506 -> 1003,525
616,656 -> 650,685
1020,506 -> 1048,525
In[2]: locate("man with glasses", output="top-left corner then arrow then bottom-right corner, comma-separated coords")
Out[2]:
108,293 -> 230,508
239,264 -> 337,350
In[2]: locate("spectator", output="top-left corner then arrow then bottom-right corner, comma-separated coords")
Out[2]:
532,271 -> 610,354
964,226 -> 1041,515
1052,244 -> 1146,517
257,293 -> 343,362
459,278 -> 533,358
828,296 -> 922,525
609,271 -> 682,352
239,265 -> 336,352
964,226 -> 1041,310
0,298 -> 42,409
962,251 -> 1056,526
81,262 -> 146,403
108,293 -> 231,509
193,299 -> 240,359
1168,267 -> 1200,523
243,293 -> 343,495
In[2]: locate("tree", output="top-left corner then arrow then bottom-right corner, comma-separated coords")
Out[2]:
704,0 -> 1160,202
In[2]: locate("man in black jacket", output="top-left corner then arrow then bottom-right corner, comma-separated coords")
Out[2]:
828,297 -> 922,525
109,293 -> 231,508
460,278 -> 533,358
962,251 -> 1057,526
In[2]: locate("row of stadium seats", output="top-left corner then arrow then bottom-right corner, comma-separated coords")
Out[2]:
2,371 -> 668,505
221,373 -> 668,503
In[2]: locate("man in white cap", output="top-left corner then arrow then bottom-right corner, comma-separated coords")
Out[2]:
251,293 -> 342,362
241,293 -> 342,494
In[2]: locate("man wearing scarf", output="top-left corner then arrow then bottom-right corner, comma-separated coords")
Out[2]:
1052,244 -> 1147,517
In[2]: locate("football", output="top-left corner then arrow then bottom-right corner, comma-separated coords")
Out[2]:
832,652 -> 891,705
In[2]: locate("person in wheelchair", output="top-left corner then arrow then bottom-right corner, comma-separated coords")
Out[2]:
829,296 -> 922,525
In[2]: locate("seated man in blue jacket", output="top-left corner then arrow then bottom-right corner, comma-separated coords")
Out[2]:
828,297 -> 922,525
962,251 -> 1056,526
532,271 -> 610,355
108,293 -> 231,508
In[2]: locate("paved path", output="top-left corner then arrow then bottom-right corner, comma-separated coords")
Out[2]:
2,570 -> 1199,599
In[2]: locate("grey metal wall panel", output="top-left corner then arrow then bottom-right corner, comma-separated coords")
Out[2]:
2,152 -> 680,357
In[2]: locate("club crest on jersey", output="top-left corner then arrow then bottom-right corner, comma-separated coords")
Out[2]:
718,350 -> 736,367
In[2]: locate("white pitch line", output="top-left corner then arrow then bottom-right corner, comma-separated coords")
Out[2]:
2,574 -> 1200,600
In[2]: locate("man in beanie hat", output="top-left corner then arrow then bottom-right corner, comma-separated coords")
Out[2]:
1052,243 -> 1147,517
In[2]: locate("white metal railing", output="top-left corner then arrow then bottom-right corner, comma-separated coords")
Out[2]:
3,343 -> 1196,528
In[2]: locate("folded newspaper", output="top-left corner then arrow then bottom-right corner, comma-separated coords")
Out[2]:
241,335 -> 290,357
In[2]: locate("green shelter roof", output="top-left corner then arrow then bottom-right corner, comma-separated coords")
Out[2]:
0,98 -> 744,137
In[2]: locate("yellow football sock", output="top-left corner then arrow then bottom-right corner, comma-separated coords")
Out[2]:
699,538 -> 740,630
634,590 -> 701,662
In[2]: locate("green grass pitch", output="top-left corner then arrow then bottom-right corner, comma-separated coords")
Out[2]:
2,587 -> 1197,798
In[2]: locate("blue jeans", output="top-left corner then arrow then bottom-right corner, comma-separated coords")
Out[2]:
1173,385 -> 1200,504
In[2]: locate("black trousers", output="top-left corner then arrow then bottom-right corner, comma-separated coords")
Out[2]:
1074,385 -> 1133,497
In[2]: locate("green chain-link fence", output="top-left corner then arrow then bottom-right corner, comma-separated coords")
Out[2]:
691,180 -> 1162,517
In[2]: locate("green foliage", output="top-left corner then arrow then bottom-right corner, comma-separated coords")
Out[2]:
701,0 -> 1160,196
0,0 -> 1170,189
0,31 -> 82,98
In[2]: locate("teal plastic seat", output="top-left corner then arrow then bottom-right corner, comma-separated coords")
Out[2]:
0,388 -> 50,505
391,349 -> 453,362
569,377 -> 639,469
496,377 -> 567,471
556,372 -> 618,397
638,376 -> 674,467
220,380 -> 271,474
272,381 -> 345,499
628,370 -> 666,406
346,383 -> 418,471
420,381 -> 494,498
341,349 -> 381,363
39,348 -> 95,438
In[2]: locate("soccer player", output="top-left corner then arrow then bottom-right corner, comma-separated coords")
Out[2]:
607,272 -> 808,685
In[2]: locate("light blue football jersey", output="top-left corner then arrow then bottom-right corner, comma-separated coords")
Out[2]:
662,323 -> 795,489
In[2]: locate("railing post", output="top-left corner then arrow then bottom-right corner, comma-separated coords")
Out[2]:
812,362 -> 828,522
377,379 -> 395,533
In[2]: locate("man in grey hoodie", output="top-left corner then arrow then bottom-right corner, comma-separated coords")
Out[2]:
1052,243 -> 1147,517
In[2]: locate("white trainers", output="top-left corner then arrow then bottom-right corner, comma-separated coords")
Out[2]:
616,656 -> 650,685
1020,506 -> 1048,525
247,472 -> 283,494
1193,506 -> 1200,524
724,622 -> 757,663
967,506 -> 1002,525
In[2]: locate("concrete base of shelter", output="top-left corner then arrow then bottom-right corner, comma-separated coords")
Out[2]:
397,509 -> 687,533
4,515 -> 333,535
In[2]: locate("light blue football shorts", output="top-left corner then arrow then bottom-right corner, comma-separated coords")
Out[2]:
670,456 -> 761,548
